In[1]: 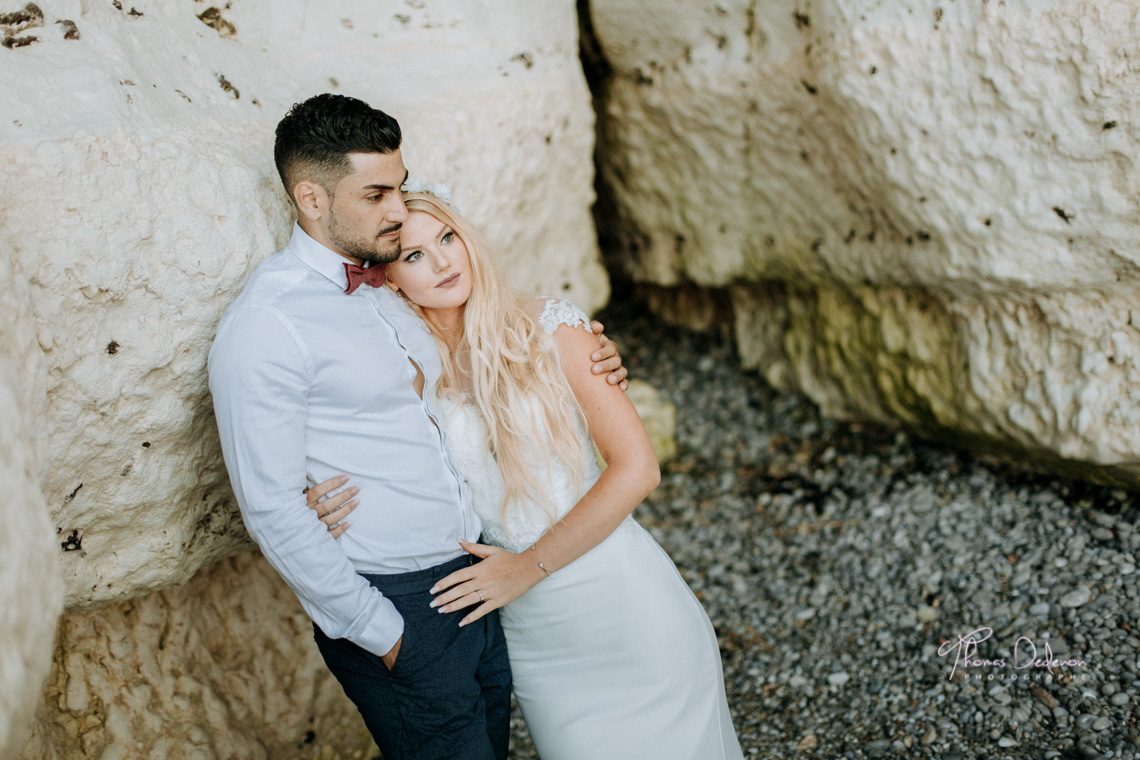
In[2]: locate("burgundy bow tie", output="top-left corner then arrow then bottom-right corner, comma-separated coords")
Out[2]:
343,262 -> 387,295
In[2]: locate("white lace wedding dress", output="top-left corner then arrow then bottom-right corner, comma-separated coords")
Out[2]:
438,299 -> 744,760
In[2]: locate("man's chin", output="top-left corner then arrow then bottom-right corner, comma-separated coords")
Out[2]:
374,240 -> 401,264
352,244 -> 400,266
373,247 -> 400,265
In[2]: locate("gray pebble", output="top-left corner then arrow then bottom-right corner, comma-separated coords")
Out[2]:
1062,586 -> 1093,608
863,739 -> 891,758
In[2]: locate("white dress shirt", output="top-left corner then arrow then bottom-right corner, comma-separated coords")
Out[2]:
208,223 -> 481,657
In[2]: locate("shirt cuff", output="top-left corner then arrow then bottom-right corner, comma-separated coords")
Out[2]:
347,594 -> 405,658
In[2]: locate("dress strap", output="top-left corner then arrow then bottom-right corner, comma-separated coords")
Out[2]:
537,298 -> 593,336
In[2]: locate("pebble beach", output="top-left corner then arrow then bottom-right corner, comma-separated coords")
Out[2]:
507,301 -> 1140,760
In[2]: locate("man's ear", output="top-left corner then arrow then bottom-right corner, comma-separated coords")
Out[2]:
293,180 -> 327,222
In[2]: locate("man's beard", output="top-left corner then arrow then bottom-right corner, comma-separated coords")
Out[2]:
328,210 -> 402,265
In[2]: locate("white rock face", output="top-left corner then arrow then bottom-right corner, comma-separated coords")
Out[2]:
589,0 -> 1140,482
0,237 -> 65,760
0,0 -> 606,611
18,553 -> 375,760
627,379 -> 678,465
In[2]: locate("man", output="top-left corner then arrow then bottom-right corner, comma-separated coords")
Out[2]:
208,93 -> 627,760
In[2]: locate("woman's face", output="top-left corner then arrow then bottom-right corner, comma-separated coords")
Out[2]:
386,209 -> 473,315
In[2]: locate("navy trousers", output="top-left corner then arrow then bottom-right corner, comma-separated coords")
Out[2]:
314,554 -> 512,760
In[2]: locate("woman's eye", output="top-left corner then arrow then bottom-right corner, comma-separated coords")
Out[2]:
441,232 -> 453,244
403,250 -> 423,262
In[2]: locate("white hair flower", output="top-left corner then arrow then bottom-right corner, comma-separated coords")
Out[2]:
401,174 -> 459,212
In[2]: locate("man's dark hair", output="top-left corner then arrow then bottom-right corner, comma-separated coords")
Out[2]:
274,93 -> 402,204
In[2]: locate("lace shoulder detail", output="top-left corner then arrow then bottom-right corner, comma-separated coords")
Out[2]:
536,298 -> 593,336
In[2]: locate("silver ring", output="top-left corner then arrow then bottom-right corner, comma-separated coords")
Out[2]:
477,590 -> 485,602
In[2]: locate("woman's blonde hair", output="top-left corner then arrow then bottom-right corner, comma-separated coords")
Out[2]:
398,193 -> 584,529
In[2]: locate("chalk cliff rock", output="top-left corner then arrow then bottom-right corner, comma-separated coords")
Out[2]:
0,237 -> 65,759
589,0 -> 1140,483
627,379 -> 677,465
19,553 -> 374,760
1,0 -> 604,610
1,0 -> 603,754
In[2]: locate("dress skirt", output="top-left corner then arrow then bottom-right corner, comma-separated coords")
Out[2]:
499,517 -> 745,760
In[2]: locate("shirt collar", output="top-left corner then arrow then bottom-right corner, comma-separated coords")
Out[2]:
288,221 -> 381,293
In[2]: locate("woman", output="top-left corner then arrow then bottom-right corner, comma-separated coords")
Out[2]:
308,186 -> 743,759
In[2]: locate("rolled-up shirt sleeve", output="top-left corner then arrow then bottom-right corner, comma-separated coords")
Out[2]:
208,305 -> 403,657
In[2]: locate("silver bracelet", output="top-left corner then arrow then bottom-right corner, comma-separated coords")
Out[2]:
530,543 -> 553,576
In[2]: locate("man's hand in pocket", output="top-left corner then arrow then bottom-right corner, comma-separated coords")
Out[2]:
382,635 -> 403,671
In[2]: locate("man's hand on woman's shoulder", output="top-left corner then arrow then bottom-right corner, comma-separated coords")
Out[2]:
589,320 -> 629,391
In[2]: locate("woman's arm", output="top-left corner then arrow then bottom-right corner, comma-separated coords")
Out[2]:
528,320 -> 660,562
430,318 -> 659,624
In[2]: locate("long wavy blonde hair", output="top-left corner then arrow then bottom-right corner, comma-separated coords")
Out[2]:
398,193 -> 585,529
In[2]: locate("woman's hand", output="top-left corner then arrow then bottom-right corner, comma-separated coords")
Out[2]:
429,540 -> 546,626
304,475 -> 359,538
